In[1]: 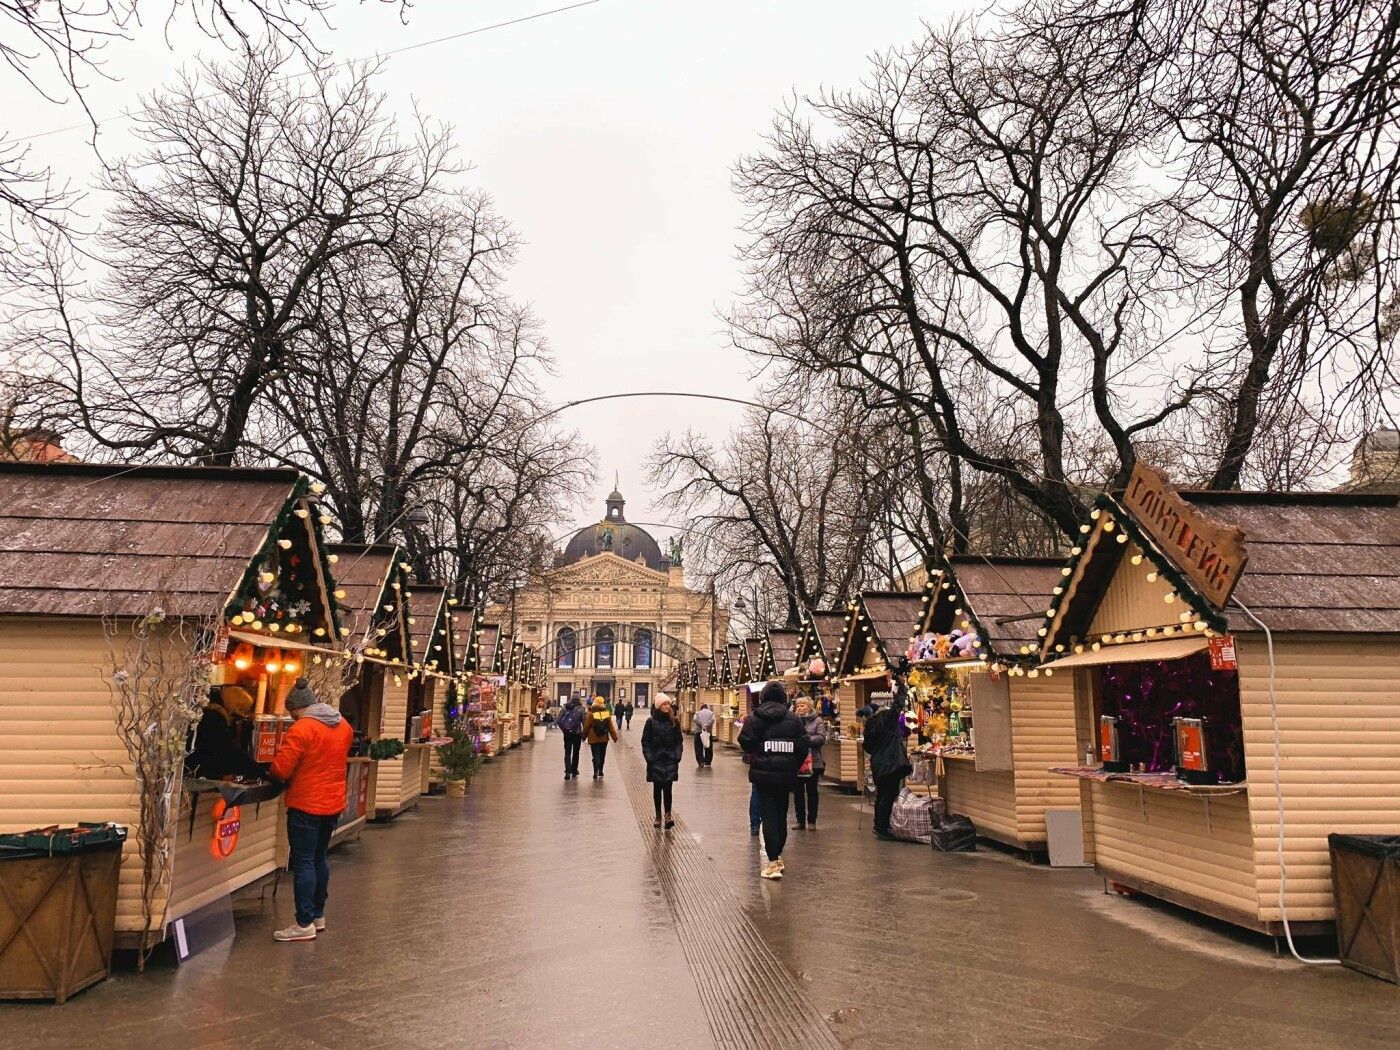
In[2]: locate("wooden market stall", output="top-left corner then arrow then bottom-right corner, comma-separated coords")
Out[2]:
830,593 -> 924,790
0,461 -> 343,950
471,623 -> 504,756
323,542 -> 413,846
908,556 -> 1080,853
1039,463 -> 1400,934
374,583 -> 449,819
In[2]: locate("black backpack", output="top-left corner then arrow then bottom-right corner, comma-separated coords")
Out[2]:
559,706 -> 584,734
590,711 -> 611,737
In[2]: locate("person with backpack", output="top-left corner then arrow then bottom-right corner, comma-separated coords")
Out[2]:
582,696 -> 618,778
864,695 -> 913,840
737,681 -> 810,880
793,696 -> 828,830
624,699 -> 635,729
641,697 -> 684,828
558,695 -> 586,780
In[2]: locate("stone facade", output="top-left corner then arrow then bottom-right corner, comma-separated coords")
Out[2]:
488,493 -> 726,705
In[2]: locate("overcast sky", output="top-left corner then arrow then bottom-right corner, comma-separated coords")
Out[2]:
7,0 -> 958,546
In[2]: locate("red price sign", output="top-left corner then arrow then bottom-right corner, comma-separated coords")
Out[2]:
1208,634 -> 1238,671
210,800 -> 242,859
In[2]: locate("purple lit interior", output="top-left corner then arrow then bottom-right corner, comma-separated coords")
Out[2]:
1097,651 -> 1244,783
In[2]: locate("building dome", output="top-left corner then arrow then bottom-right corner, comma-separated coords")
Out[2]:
558,488 -> 668,571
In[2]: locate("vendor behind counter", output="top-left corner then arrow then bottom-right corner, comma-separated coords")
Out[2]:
188,685 -> 266,780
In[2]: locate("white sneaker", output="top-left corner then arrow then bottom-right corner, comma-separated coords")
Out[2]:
313,916 -> 327,931
760,861 -> 783,880
774,856 -> 785,872
273,922 -> 317,942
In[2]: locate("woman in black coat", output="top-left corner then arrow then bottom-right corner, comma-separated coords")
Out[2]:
641,698 -> 685,829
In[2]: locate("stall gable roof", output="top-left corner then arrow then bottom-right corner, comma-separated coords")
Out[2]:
1043,488 -> 1400,660
493,631 -> 513,675
765,627 -> 801,676
922,557 -> 1063,660
742,637 -> 763,682
406,585 -> 450,675
328,543 -> 411,658
447,607 -> 475,676
727,643 -> 743,684
476,623 -> 501,673
0,460 -> 308,618
795,609 -> 847,677
694,655 -> 712,687
838,593 -> 921,674
735,640 -> 753,683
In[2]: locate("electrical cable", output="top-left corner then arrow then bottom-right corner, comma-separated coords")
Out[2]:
12,1 -> 604,144
1230,595 -> 1340,967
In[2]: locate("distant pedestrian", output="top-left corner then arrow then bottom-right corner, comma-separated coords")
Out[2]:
268,678 -> 353,942
737,681 -> 809,880
693,703 -> 715,767
557,695 -> 586,780
623,699 -> 635,730
864,697 -> 912,840
641,698 -> 684,829
583,696 -> 618,778
793,697 -> 827,830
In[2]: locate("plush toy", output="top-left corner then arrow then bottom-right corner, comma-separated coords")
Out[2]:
808,657 -> 826,678
934,634 -> 953,660
951,629 -> 979,658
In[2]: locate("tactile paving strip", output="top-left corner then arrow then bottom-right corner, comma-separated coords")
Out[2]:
615,740 -> 843,1050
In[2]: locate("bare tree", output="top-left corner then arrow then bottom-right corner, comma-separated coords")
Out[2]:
36,46 -> 448,462
651,405 -> 894,624
0,1 -> 407,277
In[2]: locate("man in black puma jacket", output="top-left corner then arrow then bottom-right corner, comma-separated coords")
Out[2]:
738,681 -> 810,879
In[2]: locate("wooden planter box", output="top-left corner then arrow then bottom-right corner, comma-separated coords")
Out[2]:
1331,833 -> 1400,983
0,846 -> 122,1003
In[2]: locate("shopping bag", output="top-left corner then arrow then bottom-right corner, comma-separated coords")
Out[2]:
797,752 -> 814,777
700,730 -> 711,749
888,788 -> 942,844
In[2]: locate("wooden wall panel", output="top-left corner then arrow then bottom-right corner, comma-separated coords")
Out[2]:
1009,675 -> 1082,844
0,618 -> 155,931
943,761 -> 1017,844
166,791 -> 278,924
375,676 -> 410,807
1238,634 -> 1400,923
1088,541 -> 1180,637
1088,782 -> 1257,917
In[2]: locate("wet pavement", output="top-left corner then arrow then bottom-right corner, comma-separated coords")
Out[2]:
6,728 -> 1400,1049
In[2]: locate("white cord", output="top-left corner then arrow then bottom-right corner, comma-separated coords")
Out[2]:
1231,597 -> 1340,966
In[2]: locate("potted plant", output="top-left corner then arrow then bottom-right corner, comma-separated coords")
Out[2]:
436,720 -> 483,798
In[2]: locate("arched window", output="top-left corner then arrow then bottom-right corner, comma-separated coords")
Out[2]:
556,626 -> 576,669
595,626 -> 614,669
634,628 -> 653,669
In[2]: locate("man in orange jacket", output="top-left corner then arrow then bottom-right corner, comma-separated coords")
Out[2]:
269,678 -> 353,942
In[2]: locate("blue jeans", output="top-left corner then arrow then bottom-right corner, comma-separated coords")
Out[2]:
287,808 -> 337,927
749,784 -> 761,832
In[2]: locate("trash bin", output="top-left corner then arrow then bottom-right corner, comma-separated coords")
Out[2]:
1329,832 -> 1400,983
0,823 -> 127,1003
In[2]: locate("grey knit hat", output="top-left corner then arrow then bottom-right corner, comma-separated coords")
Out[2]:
286,677 -> 318,710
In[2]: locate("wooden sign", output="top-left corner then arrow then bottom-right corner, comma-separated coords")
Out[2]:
1122,463 -> 1248,608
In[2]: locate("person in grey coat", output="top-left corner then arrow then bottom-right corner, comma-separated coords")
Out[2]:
793,696 -> 828,829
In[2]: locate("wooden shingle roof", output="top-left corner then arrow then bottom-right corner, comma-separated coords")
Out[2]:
406,585 -> 449,674
798,610 -> 846,669
921,557 -> 1062,659
763,627 -> 801,677
743,638 -> 764,682
1183,491 -> 1400,633
327,542 -> 412,661
0,461 -> 305,618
